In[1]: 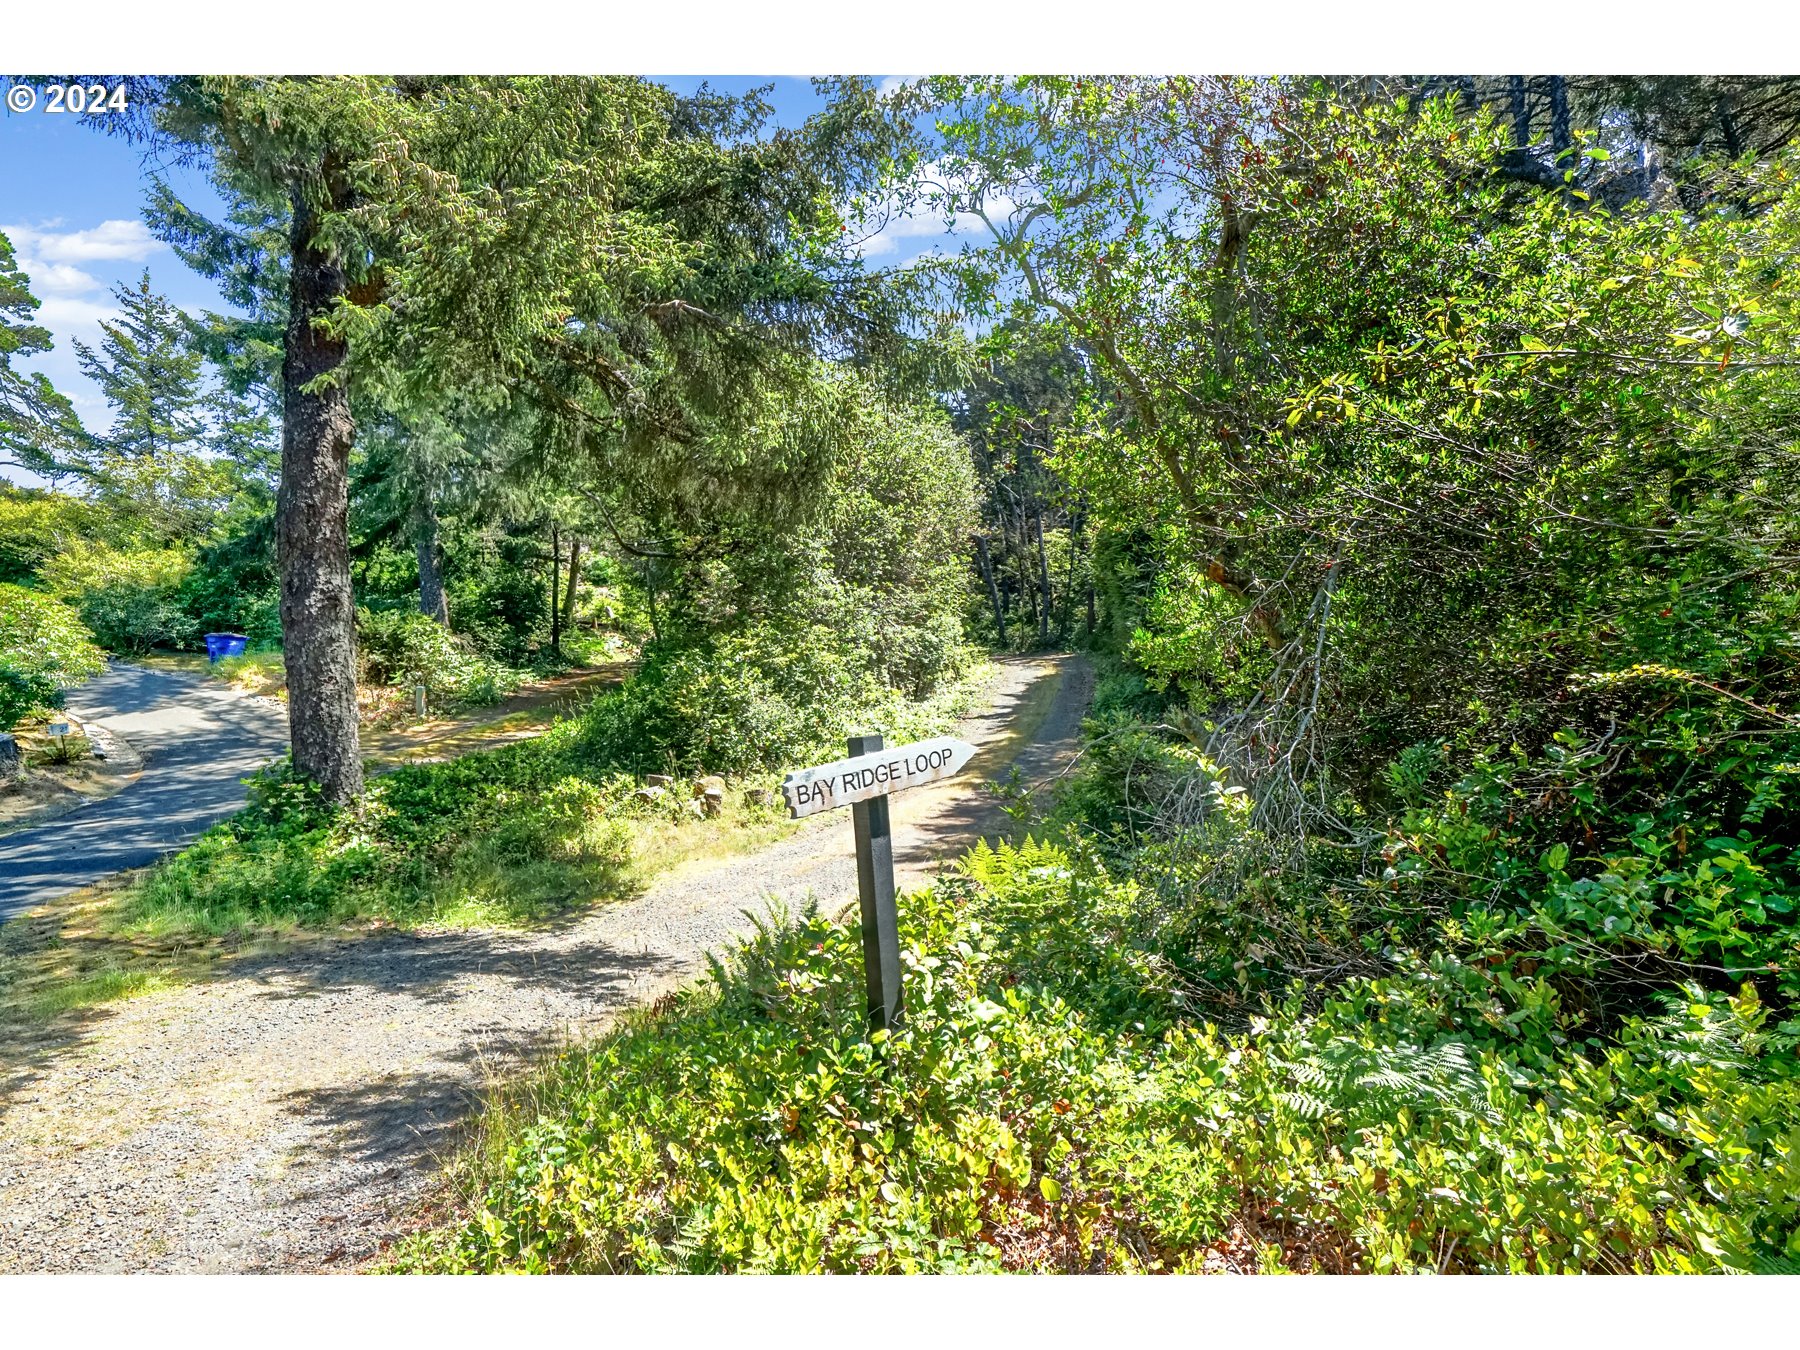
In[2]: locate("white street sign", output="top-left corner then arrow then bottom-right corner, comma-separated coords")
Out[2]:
781,735 -> 977,819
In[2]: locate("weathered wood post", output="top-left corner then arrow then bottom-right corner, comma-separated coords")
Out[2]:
848,733 -> 903,1032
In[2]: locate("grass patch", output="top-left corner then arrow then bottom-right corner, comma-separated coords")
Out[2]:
0,877 -> 282,1033
19,967 -> 179,1020
103,660 -> 992,942
136,647 -> 288,699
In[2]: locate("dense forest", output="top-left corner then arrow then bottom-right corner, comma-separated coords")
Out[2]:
2,74 -> 1797,1273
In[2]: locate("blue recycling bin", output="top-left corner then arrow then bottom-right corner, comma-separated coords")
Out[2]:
204,632 -> 250,663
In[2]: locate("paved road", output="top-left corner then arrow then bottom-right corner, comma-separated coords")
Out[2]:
0,663 -> 290,921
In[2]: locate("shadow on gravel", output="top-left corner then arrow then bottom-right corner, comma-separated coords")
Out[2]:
0,935 -> 127,1108
224,925 -> 678,1008
261,937 -> 681,1191
0,912 -> 674,1111
275,1030 -> 565,1179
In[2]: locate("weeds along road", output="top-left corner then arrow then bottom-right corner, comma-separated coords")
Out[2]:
0,663 -> 290,922
0,654 -> 1093,1273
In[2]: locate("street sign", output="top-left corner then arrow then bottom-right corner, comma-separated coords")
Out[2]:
781,735 -> 976,819
782,733 -> 978,1034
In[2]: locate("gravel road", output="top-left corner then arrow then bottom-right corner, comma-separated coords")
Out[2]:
0,663 -> 289,922
0,654 -> 1091,1273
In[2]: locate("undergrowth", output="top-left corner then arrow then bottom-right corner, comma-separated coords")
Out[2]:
105,659 -> 994,939
387,836 -> 1798,1274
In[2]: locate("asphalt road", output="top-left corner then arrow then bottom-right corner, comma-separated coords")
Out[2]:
0,663 -> 290,922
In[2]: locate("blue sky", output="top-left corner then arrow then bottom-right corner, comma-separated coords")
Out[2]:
2,103 -> 234,457
0,76 -> 965,487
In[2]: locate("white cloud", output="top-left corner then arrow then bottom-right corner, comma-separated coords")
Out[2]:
5,218 -> 162,309
849,160 -> 1020,262
19,258 -> 102,296
37,295 -> 122,336
877,75 -> 924,99
1,220 -> 176,443
4,218 -> 163,264
852,206 -> 962,259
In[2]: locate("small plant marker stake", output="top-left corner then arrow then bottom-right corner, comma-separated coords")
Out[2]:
848,732 -> 903,1033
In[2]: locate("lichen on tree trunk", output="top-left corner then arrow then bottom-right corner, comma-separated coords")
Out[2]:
278,176 -> 364,805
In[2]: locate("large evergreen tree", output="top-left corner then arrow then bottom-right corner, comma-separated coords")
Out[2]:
107,75 -> 917,803
66,271 -> 242,542
72,271 -> 207,462
0,230 -> 82,481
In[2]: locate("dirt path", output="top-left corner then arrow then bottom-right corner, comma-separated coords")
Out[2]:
0,654 -> 1091,1273
359,663 -> 630,770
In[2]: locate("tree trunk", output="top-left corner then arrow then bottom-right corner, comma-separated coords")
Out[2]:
1058,513 -> 1079,643
549,522 -> 562,655
1012,505 -> 1037,638
562,536 -> 582,633
1509,75 -> 1531,147
974,533 -> 1008,645
278,174 -> 363,806
641,558 -> 662,644
1548,76 -> 1572,167
1086,584 -> 1096,638
1717,91 -> 1744,159
1034,506 -> 1052,647
415,495 -> 448,626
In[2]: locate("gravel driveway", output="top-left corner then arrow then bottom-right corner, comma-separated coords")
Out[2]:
0,654 -> 1091,1273
0,663 -> 289,922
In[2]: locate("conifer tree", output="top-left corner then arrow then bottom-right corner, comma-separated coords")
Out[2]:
72,271 -> 207,462
0,230 -> 82,480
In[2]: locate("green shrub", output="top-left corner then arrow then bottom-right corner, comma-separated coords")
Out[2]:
578,627 -> 984,778
123,726 -> 643,932
356,607 -> 517,709
40,542 -> 197,655
390,837 -> 1799,1275
0,583 -> 107,729
653,625 -> 891,775
0,487 -> 103,585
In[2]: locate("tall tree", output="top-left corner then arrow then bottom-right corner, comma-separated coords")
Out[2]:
72,271 -> 207,462
912,76 -> 1800,842
68,271 -> 238,541
0,230 -> 82,480
110,75 -> 920,803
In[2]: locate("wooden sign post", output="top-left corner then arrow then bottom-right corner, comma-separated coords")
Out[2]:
782,732 -> 977,1033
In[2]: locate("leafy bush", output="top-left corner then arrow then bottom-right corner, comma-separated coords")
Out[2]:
0,583 -> 106,730
651,625 -> 892,775
388,839 -> 1798,1274
40,542 -> 197,655
579,627 -> 986,777
356,607 -> 516,709
0,487 -> 103,585
175,527 -> 282,648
